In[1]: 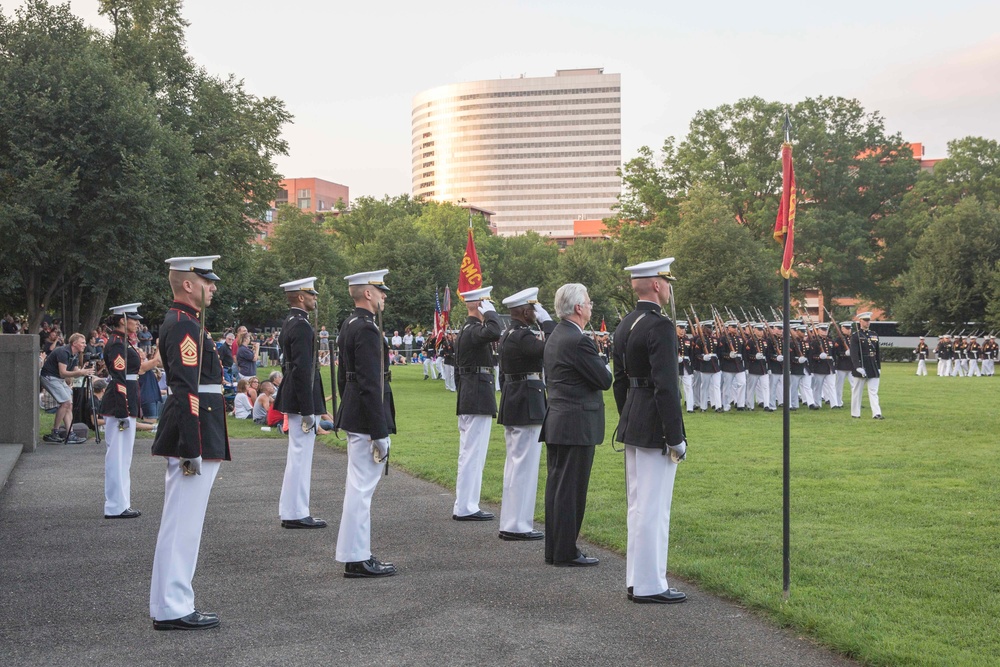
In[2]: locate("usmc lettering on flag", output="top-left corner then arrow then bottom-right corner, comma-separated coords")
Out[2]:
180,334 -> 198,367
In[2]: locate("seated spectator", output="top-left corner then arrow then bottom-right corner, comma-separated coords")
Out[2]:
253,380 -> 276,424
236,332 -> 258,380
247,376 -> 260,405
233,379 -> 254,419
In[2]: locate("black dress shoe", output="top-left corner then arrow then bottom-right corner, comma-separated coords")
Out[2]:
153,610 -> 220,631
281,516 -> 327,529
344,557 -> 396,578
499,530 -> 544,541
873,414 -> 885,420
105,508 -> 141,519
809,404 -> 820,410
632,588 -> 687,604
553,553 -> 599,567
452,510 -> 494,521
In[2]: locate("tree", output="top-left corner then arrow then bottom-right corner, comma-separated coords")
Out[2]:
893,198 -> 1000,331
666,184 -> 782,310
477,232 -> 561,304
553,240 -> 630,327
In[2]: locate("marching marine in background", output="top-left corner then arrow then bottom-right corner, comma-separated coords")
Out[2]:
744,324 -> 770,411
101,303 -> 156,519
334,270 -> 397,578
496,287 -> 556,542
274,277 -> 327,530
831,322 -> 854,408
935,334 -> 952,377
150,256 -> 230,631
453,286 -> 503,521
849,312 -> 883,420
612,258 -> 687,604
677,322 -> 695,413
982,335 -> 997,376
967,337 -> 982,377
915,336 -> 930,376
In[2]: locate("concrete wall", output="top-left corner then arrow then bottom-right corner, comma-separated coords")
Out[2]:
0,335 -> 40,452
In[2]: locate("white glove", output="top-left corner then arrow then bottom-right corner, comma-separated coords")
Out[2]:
667,440 -> 686,463
478,300 -> 496,314
118,418 -> 130,431
683,356 -> 690,361
533,302 -> 552,323
181,456 -> 202,476
702,354 -> 712,362
301,414 -> 315,432
755,353 -> 765,360
776,355 -> 784,362
372,436 -> 390,461
857,367 -> 867,377
819,353 -> 829,360
798,356 -> 807,364
729,351 -> 739,359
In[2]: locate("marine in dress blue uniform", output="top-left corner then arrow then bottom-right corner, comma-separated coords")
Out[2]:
849,312 -> 883,419
612,258 -> 687,604
149,256 -> 229,631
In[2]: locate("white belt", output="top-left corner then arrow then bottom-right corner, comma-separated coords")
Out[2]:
125,374 -> 139,381
525,373 -> 541,380
167,384 -> 223,395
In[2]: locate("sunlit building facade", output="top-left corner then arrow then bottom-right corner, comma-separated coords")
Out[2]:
412,68 -> 621,236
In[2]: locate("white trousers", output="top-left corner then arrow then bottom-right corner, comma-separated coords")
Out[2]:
336,431 -> 385,563
769,373 -> 784,409
495,365 -> 501,391
721,371 -> 746,410
834,370 -> 850,407
625,445 -> 678,597
798,373 -> 814,407
916,359 -> 927,376
698,372 -> 721,410
436,357 -> 445,378
499,425 -> 543,534
104,416 -> 136,515
811,373 -> 835,408
150,458 -> 221,620
746,374 -> 769,409
787,374 -> 802,408
423,357 -> 438,379
850,376 -> 882,418
442,364 -> 456,391
951,359 -> 965,377
279,413 -> 316,520
968,359 -> 981,377
454,415 -> 492,516
691,371 -> 703,408
680,373 -> 694,412
983,359 -> 995,376
937,359 -> 951,376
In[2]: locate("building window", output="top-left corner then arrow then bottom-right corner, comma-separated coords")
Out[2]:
264,209 -> 274,222
318,200 -> 325,211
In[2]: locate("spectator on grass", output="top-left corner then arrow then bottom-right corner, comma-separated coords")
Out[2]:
253,381 -> 276,424
233,379 -> 254,419
40,332 -> 95,444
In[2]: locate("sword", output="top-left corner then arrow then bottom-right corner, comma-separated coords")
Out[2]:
184,286 -> 208,477
303,297 -> 318,434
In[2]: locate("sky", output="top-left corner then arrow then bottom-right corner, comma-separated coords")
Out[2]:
4,0 -> 1000,199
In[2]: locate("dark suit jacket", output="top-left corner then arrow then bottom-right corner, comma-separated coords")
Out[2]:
850,328 -> 881,378
539,320 -> 612,446
334,308 -> 395,439
612,302 -> 685,450
273,308 -> 325,415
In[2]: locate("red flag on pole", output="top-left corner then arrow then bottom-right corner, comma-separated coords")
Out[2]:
600,317 -> 607,333
458,228 -> 483,295
773,143 -> 796,279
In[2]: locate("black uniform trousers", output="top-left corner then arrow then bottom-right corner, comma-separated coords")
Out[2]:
544,443 -> 596,563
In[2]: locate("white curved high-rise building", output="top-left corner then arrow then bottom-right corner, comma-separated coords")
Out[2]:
412,68 -> 621,237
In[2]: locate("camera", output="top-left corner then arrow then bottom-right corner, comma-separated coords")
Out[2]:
82,352 -> 102,362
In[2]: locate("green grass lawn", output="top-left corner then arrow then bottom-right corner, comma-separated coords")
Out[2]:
380,363 -> 1000,667
66,362 -> 998,665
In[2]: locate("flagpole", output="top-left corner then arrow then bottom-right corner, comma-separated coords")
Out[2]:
781,111 -> 792,600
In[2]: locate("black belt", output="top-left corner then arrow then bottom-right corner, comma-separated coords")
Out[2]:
457,366 -> 493,375
503,373 -> 541,382
344,370 -> 392,382
629,377 -> 652,388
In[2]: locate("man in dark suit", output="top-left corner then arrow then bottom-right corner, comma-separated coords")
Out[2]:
334,270 -> 396,578
613,258 -> 687,604
496,287 -> 557,541
849,311 -> 883,419
453,286 -> 503,521
150,255 -> 229,631
540,283 -> 612,567
273,277 -> 327,529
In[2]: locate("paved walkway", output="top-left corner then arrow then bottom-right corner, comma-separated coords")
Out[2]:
0,439 -> 855,666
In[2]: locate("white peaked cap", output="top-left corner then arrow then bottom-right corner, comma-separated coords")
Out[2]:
109,303 -> 142,320
165,256 -> 221,281
725,320 -> 738,326
502,287 -> 540,308
460,286 -> 493,301
280,277 -> 318,294
857,312 -> 873,320
840,321 -> 854,327
344,270 -> 390,291
624,257 -> 676,280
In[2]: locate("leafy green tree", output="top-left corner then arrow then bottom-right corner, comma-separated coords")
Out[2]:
553,239 -> 630,327
477,232 -> 561,304
894,198 -> 1000,331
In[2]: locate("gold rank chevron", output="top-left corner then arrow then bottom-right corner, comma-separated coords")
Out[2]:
180,334 -> 198,367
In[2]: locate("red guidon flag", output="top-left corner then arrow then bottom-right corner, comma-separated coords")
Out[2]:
458,228 -> 483,295
600,318 -> 607,333
773,142 -> 796,279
